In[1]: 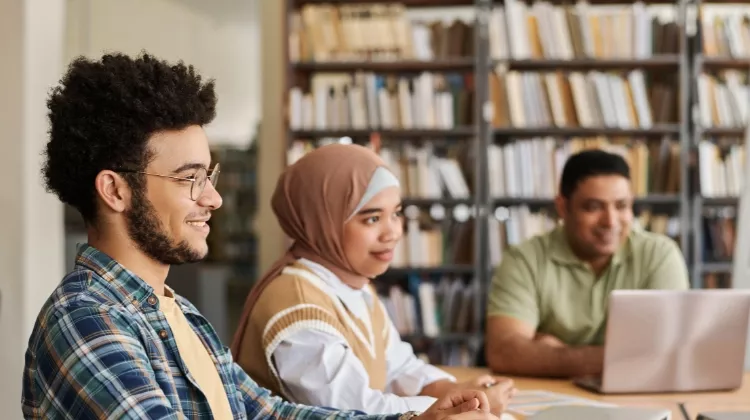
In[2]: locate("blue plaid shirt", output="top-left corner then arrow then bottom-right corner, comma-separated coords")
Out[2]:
22,244 -> 402,419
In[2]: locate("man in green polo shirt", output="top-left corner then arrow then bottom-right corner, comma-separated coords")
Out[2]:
485,149 -> 689,378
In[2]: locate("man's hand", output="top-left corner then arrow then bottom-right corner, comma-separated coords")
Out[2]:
414,389 -> 503,420
454,375 -> 516,416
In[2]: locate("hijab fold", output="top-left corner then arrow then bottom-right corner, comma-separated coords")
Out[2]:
230,143 -> 397,355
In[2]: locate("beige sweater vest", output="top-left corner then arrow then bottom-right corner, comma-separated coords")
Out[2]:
235,262 -> 390,399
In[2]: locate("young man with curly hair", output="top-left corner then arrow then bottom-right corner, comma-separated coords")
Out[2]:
21,53 -> 497,420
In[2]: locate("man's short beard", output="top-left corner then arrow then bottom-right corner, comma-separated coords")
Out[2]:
125,187 -> 205,265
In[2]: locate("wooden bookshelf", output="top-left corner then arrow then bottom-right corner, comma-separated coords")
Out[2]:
293,59 -> 474,73
702,197 -> 740,207
402,197 -> 474,207
495,55 -> 680,71
294,57 -> 681,73
699,56 -> 750,71
494,126 -> 680,138
702,127 -> 746,137
291,128 -> 476,139
294,0 -> 473,6
493,195 -> 681,207
279,0 -> 696,365
690,1 -> 750,288
383,264 -> 475,277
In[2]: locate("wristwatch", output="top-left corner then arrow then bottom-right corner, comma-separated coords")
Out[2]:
398,411 -> 420,420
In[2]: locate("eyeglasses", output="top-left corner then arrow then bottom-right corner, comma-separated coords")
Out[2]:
117,162 -> 220,201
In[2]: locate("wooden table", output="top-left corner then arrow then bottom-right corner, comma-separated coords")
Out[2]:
440,366 -> 750,420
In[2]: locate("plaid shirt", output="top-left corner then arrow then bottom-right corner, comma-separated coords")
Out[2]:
22,244 -> 403,420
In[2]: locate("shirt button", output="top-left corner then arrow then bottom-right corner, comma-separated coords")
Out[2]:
147,296 -> 157,305
159,330 -> 168,339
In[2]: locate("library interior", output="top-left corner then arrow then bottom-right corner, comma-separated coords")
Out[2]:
3,0 -> 750,419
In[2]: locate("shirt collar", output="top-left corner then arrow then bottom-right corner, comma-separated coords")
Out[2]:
74,243 -> 197,315
298,258 -> 374,310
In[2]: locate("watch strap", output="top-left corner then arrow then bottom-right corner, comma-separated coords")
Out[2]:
398,411 -> 421,420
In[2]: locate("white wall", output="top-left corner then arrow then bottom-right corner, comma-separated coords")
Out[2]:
0,0 -> 67,416
65,0 -> 261,147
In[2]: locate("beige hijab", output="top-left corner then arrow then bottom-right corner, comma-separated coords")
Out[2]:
230,143 -> 397,354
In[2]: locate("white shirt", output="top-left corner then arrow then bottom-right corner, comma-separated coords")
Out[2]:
271,258 -> 457,413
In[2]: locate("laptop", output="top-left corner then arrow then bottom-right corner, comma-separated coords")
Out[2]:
573,289 -> 750,394
529,406 -> 671,420
696,413 -> 750,420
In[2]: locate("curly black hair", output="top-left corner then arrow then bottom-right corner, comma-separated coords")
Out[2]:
42,52 -> 217,224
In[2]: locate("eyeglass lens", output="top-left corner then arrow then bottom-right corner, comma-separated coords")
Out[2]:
209,163 -> 220,187
190,163 -> 220,200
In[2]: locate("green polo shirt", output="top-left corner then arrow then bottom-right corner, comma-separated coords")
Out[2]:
487,224 -> 689,346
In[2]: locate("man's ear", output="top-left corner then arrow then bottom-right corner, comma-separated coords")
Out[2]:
94,170 -> 131,213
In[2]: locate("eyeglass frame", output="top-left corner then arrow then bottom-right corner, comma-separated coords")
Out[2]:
115,162 -> 221,201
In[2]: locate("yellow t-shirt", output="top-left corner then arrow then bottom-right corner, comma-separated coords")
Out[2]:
158,291 -> 233,419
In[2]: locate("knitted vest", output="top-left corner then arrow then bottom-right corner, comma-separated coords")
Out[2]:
234,262 -> 390,399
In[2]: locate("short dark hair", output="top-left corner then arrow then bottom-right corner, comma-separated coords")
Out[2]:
559,149 -> 630,198
42,52 -> 217,223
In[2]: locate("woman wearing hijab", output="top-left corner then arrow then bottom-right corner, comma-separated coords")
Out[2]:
231,143 -> 515,417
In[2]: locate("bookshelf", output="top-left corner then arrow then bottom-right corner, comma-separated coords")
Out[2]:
281,0 -> 697,365
690,0 -> 750,289
205,144 -> 259,272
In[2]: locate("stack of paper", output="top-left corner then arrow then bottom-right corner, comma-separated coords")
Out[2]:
507,390 -> 616,417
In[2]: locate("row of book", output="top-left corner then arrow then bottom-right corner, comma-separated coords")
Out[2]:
391,219 -> 473,267
416,344 -> 476,367
702,207 -> 737,264
387,204 -> 683,268
488,206 -> 557,266
289,1 -> 750,64
490,69 -> 676,129
491,0 -> 678,61
289,138 -> 746,201
379,144 -> 472,200
288,68 -> 688,132
696,71 -> 750,129
205,146 -> 258,268
288,1 -> 686,63
289,72 -> 473,131
704,272 -> 733,289
488,137 -> 681,199
290,3 -> 474,62
291,137 -> 682,201
488,206 -> 682,265
379,276 -> 480,338
700,7 -> 750,58
698,140 -> 746,199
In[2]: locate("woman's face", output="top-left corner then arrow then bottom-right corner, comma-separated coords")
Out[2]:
342,186 -> 403,279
